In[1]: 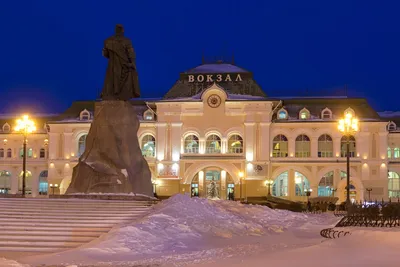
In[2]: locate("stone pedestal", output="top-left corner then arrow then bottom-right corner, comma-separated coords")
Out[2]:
66,100 -> 153,196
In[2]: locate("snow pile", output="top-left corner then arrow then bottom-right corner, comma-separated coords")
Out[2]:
82,194 -> 332,255
0,258 -> 29,267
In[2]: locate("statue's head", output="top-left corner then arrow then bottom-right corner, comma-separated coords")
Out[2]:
115,24 -> 124,35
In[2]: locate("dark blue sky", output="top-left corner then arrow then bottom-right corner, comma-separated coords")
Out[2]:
0,0 -> 399,114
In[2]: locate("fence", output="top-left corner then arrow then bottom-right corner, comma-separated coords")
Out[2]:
320,228 -> 351,239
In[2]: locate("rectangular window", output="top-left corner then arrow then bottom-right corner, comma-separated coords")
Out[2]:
40,149 -> 45,158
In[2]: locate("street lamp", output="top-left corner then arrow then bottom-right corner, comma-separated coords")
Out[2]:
366,188 -> 372,202
238,171 -> 244,202
49,183 -> 58,195
338,109 -> 359,207
14,115 -> 36,196
265,179 -> 273,197
305,188 -> 313,202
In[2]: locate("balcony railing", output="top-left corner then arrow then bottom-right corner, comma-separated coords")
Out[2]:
184,147 -> 199,154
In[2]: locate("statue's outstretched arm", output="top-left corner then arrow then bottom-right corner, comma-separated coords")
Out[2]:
102,48 -> 109,58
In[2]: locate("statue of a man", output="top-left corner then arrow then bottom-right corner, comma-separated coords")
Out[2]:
101,24 -> 140,100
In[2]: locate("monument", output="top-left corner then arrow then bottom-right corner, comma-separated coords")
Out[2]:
66,25 -> 153,197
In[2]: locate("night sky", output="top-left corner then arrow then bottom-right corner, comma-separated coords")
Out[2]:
0,0 -> 399,114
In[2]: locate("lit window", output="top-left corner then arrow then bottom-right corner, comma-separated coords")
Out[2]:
389,171 -> 400,198
272,172 -> 288,197
294,172 -> 310,196
295,135 -> 310,157
141,135 -> 156,157
184,135 -> 199,153
388,122 -> 397,131
299,108 -> 310,120
272,135 -> 288,157
228,135 -> 243,153
143,111 -> 154,121
39,170 -> 48,195
206,135 -> 221,154
341,135 -> 356,157
40,148 -> 46,159
78,134 -> 87,157
278,109 -> 288,120
6,149 -> 11,158
318,134 -> 333,157
318,171 -> 334,196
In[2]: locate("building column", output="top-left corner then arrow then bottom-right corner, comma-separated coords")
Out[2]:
221,170 -> 227,199
48,132 -> 59,160
221,138 -> 227,154
10,167 -> 18,194
63,132 -> 73,159
170,123 -> 182,161
288,169 -> 295,199
259,123 -> 271,160
199,138 -> 206,154
333,137 -> 341,158
311,137 -> 318,158
156,123 -> 167,161
198,170 -> 204,197
244,123 -> 256,161
31,168 -> 39,197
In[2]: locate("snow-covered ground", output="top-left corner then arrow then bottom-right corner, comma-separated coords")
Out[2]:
12,194 -> 400,266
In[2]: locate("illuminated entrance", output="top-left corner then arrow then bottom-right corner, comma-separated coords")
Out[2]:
190,167 -> 235,200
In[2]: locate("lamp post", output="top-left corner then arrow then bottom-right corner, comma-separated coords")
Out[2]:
14,115 -> 36,196
366,188 -> 372,202
338,109 -> 359,207
265,179 -> 273,197
305,188 -> 313,202
239,171 -> 244,202
49,183 -> 58,195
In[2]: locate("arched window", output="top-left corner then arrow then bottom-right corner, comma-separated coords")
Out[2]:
341,135 -> 356,157
388,147 -> 392,159
299,108 -> 310,120
27,148 -> 33,158
141,135 -> 156,157
277,109 -> 288,120
295,135 -> 310,158
318,134 -> 333,157
206,135 -> 221,154
388,171 -> 400,198
143,110 -> 154,121
39,170 -> 48,195
6,148 -> 11,158
184,135 -> 199,154
40,148 -> 46,158
272,135 -> 288,157
295,172 -> 310,196
0,170 -> 11,193
78,134 -> 87,157
388,122 -> 397,131
394,148 -> 400,158
272,172 -> 288,197
340,171 -> 348,180
0,149 -> 4,158
318,171 -> 334,196
80,109 -> 90,120
2,123 -> 10,132
321,108 -> 332,119
228,135 -> 243,153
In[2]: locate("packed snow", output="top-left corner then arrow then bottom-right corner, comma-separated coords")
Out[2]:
11,194 -> 400,267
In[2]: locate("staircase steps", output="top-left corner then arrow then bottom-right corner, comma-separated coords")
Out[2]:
0,198 -> 155,252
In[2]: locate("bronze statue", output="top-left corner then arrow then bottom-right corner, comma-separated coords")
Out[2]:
101,24 -> 140,100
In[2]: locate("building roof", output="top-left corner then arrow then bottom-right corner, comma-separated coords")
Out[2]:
274,97 -> 381,122
163,61 -> 266,99
0,114 -> 58,134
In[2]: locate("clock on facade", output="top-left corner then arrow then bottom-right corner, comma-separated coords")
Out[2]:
207,94 -> 222,108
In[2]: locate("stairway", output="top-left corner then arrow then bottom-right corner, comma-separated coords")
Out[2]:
0,198 -> 154,253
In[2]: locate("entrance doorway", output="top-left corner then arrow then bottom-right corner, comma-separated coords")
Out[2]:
205,170 -> 220,199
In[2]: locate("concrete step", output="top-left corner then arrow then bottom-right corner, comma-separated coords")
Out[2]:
0,218 -> 135,224
0,202 -> 151,208
0,225 -> 110,232
0,199 -> 154,206
0,230 -> 103,237
0,240 -> 85,248
0,207 -> 150,214
0,235 -> 96,242
0,213 -> 145,220
0,221 -> 115,228
0,246 -> 68,253
0,211 -> 146,217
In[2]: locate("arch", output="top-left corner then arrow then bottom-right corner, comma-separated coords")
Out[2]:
321,108 -> 332,119
38,170 -> 48,195
299,108 -> 310,120
272,171 -> 289,197
340,135 -> 356,157
225,128 -> 244,140
227,134 -> 243,154
141,134 -> 156,157
388,171 -> 400,198
205,134 -> 221,154
388,122 -> 397,131
183,162 -> 240,184
2,123 -> 10,132
184,134 -> 199,154
316,166 -> 359,184
0,170 -> 11,193
318,171 -> 334,196
271,166 -> 314,185
78,134 -> 88,157
182,130 -> 200,140
295,134 -> 310,158
143,110 -> 154,121
318,134 -> 333,157
80,109 -> 91,120
272,134 -> 288,157
277,108 -> 288,120
204,130 -> 222,139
